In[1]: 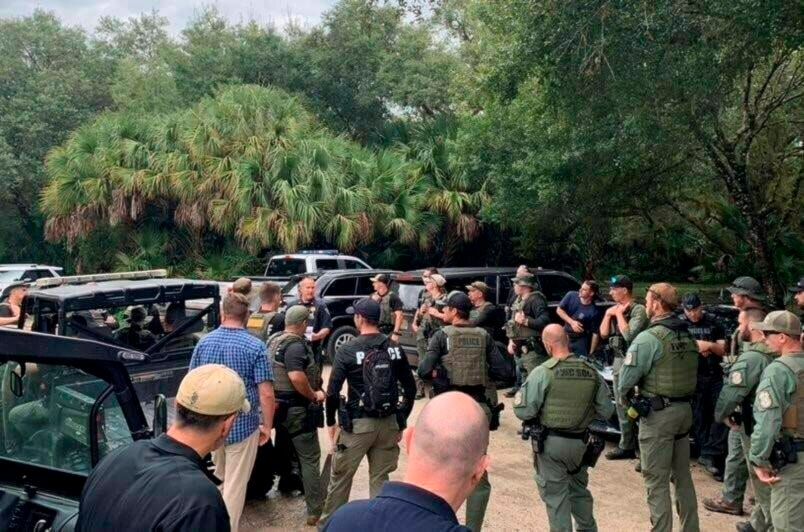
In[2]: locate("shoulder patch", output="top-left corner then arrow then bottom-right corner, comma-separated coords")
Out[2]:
757,389 -> 775,410
730,371 -> 744,386
513,390 -> 523,407
624,350 -> 636,366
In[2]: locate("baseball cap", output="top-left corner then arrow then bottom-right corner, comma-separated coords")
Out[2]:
370,273 -> 391,285
788,276 -> 804,293
176,364 -> 250,416
609,275 -> 634,291
512,274 -> 536,288
446,291 -> 473,313
231,277 -> 253,295
648,282 -> 679,308
466,281 -> 490,295
285,305 -> 310,326
351,298 -> 381,322
726,276 -> 765,301
426,274 -> 446,287
750,310 -> 801,337
682,292 -> 702,310
127,306 -> 148,324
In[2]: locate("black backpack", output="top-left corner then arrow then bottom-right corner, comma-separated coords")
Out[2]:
361,342 -> 398,417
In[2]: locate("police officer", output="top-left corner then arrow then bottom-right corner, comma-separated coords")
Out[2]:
370,273 -> 403,342
268,305 -> 325,526
513,324 -> 613,532
618,283 -> 699,532
714,307 -> 776,532
290,275 -> 332,363
320,299 -> 417,524
467,281 -> 501,339
505,274 -> 549,382
680,292 -> 728,479
705,276 -> 766,516
599,274 -> 648,461
748,311 -> 804,532
412,272 -> 447,399
247,282 -> 285,340
418,291 -> 503,532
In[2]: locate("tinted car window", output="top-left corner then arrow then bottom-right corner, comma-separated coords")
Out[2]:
325,278 -> 356,297
344,260 -> 366,270
265,258 -> 306,276
35,269 -> 54,279
21,270 -> 39,281
355,276 -> 374,296
316,259 -> 340,271
538,273 -> 580,302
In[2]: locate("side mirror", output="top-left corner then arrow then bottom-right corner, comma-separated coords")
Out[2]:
153,394 -> 168,436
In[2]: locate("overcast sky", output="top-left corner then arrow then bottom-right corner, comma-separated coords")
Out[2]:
0,1 -> 340,34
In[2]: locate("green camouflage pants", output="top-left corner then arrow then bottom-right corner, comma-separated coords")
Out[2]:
721,428 -> 748,505
638,403 -> 699,532
464,402 -> 493,531
612,356 -> 637,451
535,435 -> 597,532
320,415 -> 400,524
282,406 -> 322,517
739,429 -> 771,531
769,451 -> 804,532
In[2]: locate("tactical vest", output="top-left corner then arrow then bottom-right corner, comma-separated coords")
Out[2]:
540,356 -> 600,430
505,292 -> 543,340
247,310 -> 277,340
777,354 -> 804,439
442,325 -> 488,387
376,291 -> 394,329
641,324 -> 699,398
607,303 -> 638,357
421,292 -> 446,337
269,332 -> 319,398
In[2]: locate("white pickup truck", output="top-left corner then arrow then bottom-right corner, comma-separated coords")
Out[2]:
242,250 -> 371,287
0,263 -> 63,298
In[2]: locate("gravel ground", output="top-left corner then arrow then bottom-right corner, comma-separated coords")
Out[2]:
242,389 -> 748,531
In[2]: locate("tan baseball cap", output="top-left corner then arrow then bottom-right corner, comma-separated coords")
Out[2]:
648,282 -> 678,308
176,364 -> 250,416
466,281 -> 490,295
426,274 -> 446,287
750,310 -> 801,337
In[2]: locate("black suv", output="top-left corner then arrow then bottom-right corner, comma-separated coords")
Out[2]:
0,328 -> 168,531
281,269 -> 401,359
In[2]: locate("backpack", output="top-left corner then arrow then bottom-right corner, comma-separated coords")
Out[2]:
361,341 -> 399,417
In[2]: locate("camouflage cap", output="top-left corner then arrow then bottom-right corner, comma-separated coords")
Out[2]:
177,364 -> 250,416
726,276 -> 765,301
648,282 -> 679,308
370,273 -> 392,285
285,305 -> 310,326
466,281 -> 490,295
512,274 -> 537,288
750,310 -> 801,337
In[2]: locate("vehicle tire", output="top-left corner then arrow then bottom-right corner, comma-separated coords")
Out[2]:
326,325 -> 358,361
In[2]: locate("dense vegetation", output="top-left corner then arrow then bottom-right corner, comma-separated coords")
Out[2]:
0,1 -> 801,305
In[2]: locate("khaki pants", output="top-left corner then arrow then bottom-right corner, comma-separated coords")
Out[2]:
213,429 -> 260,532
320,416 -> 400,523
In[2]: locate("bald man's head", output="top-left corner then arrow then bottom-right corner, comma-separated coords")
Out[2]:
543,324 -> 568,346
409,392 -> 489,481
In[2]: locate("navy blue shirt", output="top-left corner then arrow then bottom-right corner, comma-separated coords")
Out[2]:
322,481 -> 470,532
558,291 -> 602,336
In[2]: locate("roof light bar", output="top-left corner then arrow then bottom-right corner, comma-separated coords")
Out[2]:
35,269 -> 168,289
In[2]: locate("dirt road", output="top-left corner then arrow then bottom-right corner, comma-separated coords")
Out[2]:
242,393 -> 747,531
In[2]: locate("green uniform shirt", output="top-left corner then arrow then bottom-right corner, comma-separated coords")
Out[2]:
512,355 -> 614,422
749,352 -> 804,467
619,303 -> 649,344
714,341 -> 778,422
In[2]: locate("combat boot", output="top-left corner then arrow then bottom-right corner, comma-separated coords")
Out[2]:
703,495 -> 743,516
605,447 -> 636,460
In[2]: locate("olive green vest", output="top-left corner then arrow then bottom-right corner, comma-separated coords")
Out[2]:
505,291 -> 543,340
540,356 -> 600,430
376,291 -> 394,328
777,354 -> 804,439
641,324 -> 698,398
442,325 -> 488,387
607,303 -> 641,357
421,292 -> 446,336
269,332 -> 319,396
247,310 -> 277,341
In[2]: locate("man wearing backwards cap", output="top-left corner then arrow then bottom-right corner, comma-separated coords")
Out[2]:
747,310 -> 804,531
76,365 -> 249,532
618,282 -> 700,532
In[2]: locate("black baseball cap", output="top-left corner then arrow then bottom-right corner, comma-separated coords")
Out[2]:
350,298 -> 381,322
609,275 -> 633,291
370,273 -> 391,285
682,293 -> 702,310
788,276 -> 804,293
445,291 -> 473,313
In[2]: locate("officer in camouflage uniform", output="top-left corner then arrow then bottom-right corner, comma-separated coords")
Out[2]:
247,282 -> 285,341
419,291 -> 504,532
599,275 -> 648,461
748,311 -> 804,532
369,273 -> 403,342
618,283 -> 699,532
412,273 -> 447,399
705,276 -> 766,517
513,324 -> 613,532
505,274 -> 550,381
714,307 -> 776,532
268,305 -> 325,526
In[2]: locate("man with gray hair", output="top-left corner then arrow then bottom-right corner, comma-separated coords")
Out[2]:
322,391 -> 490,531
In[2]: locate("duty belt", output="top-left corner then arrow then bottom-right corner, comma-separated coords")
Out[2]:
545,428 -> 588,441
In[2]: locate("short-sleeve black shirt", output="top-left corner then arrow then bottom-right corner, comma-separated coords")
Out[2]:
682,312 -> 726,377
289,297 -> 333,352
76,434 -> 229,532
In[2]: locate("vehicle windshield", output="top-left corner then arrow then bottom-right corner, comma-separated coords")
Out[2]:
0,270 -> 24,283
394,282 -> 424,310
0,361 -> 133,475
265,258 -> 306,277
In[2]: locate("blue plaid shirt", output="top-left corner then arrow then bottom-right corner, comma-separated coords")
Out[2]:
190,326 -> 273,444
